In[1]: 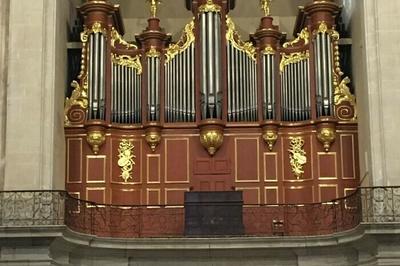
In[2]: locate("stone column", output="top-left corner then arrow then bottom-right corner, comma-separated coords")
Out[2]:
354,0 -> 400,186
0,0 -> 10,190
3,0 -> 72,190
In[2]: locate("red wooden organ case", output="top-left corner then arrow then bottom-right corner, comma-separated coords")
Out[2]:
64,0 -> 359,208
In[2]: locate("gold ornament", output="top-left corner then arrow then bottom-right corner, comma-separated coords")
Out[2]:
280,51 -> 309,72
117,139 -> 136,183
282,28 -> 309,48
226,16 -> 256,60
200,129 -> 224,156
111,54 -> 142,74
288,137 -> 307,179
165,20 -> 195,63
145,131 -> 161,152
86,131 -> 106,155
260,0 -> 272,16
199,0 -> 221,13
64,79 -> 88,125
263,130 -> 278,151
317,127 -> 336,152
146,46 -> 161,58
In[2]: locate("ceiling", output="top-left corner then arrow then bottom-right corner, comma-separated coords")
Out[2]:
106,0 -> 311,41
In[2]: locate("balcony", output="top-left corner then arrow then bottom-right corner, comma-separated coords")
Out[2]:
0,187 -> 399,238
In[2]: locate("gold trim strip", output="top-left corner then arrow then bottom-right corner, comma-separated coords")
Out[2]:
264,152 -> 278,182
86,155 -> 107,184
165,138 -> 190,184
264,186 -> 279,204
165,188 -> 190,208
317,152 -> 337,180
340,134 -> 356,180
146,154 -> 161,184
234,137 -> 260,182
66,138 -> 82,184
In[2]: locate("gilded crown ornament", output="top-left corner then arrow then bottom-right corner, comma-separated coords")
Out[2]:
200,129 -> 224,156
145,131 -> 161,152
86,130 -> 106,155
263,130 -> 278,151
317,127 -> 336,152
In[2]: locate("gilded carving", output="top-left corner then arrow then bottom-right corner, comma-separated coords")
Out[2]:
226,16 -> 256,60
262,45 -> 275,55
263,130 -> 278,151
288,137 -> 307,179
111,28 -> 138,49
91,21 -> 107,35
146,46 -> 161,58
200,129 -> 224,156
283,28 -> 309,48
118,139 -> 136,183
145,132 -> 161,152
199,0 -> 221,13
147,0 -> 161,17
260,0 -> 273,16
165,20 -> 195,63
111,54 -> 142,74
64,79 -> 88,125
317,127 -> 336,152
86,131 -> 106,155
280,51 -> 309,72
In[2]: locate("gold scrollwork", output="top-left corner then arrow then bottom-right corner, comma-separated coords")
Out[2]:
118,139 -> 136,183
146,46 -> 161,58
283,28 -> 309,48
262,45 -> 275,55
199,0 -> 221,13
226,16 -> 256,60
334,77 -> 357,119
111,28 -> 137,49
288,137 -> 307,179
64,78 -> 88,125
165,20 -> 195,63
280,51 -> 309,72
111,54 -> 143,74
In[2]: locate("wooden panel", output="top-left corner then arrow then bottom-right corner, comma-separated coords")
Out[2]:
317,152 -> 337,180
264,187 -> 278,204
147,154 -> 161,183
147,189 -> 161,206
284,186 -> 314,204
214,159 -> 230,174
341,134 -> 356,179
264,152 -> 278,182
318,185 -> 338,202
86,155 -> 106,183
165,139 -> 189,183
235,138 -> 260,182
67,138 -> 82,183
111,189 -> 141,205
193,159 -> 211,174
236,187 -> 260,204
86,187 -> 106,205
165,188 -> 189,206
282,135 -> 313,181
110,138 -> 142,184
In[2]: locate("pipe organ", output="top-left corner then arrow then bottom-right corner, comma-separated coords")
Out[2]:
65,0 -> 359,207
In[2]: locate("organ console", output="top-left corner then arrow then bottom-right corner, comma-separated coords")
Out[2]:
65,0 -> 359,206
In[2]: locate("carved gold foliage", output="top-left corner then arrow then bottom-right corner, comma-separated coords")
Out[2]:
64,78 -> 88,125
91,21 -> 107,35
118,139 -> 136,183
334,76 -> 357,120
111,54 -> 143,74
146,46 -> 161,58
283,28 -> 309,48
288,137 -> 307,179
111,28 -> 138,49
199,0 -> 221,13
262,45 -> 275,55
280,51 -> 309,72
226,16 -> 256,61
165,20 -> 195,63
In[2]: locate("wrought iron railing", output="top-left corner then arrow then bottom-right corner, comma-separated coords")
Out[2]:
0,187 -> 399,237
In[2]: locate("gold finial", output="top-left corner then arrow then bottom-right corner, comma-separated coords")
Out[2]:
147,0 -> 161,18
260,0 -> 272,16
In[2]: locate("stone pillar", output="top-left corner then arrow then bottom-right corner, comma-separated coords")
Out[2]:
0,0 -> 10,190
354,0 -> 400,186
3,0 -> 71,190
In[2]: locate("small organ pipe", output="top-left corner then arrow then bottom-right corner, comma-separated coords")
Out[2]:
201,13 -> 207,119
326,34 -> 333,115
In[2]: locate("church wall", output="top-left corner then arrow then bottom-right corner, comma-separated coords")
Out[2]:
356,0 -> 400,186
3,0 -> 74,190
0,0 -> 10,190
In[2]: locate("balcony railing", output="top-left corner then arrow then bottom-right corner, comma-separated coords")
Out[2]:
0,187 -> 399,237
